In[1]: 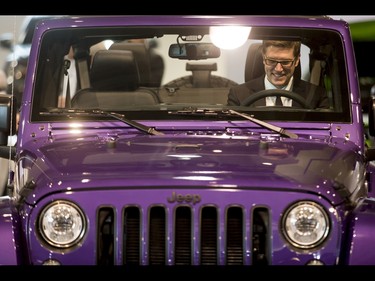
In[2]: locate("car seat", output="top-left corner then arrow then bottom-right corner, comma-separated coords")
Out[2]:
164,62 -> 238,89
71,49 -> 161,109
109,41 -> 164,87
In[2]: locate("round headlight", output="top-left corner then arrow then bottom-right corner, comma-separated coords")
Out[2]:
39,200 -> 86,248
281,201 -> 330,249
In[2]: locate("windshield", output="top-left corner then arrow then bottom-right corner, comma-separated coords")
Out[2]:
31,21 -> 350,123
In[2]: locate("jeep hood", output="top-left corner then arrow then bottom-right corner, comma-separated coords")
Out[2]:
27,133 -> 365,205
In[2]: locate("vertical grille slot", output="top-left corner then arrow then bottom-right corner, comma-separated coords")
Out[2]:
252,207 -> 270,265
175,206 -> 192,265
200,206 -> 217,265
149,206 -> 166,265
97,207 -> 114,265
226,207 -> 243,265
123,207 -> 140,265
106,202 -> 272,265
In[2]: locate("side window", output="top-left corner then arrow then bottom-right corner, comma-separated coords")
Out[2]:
300,44 -> 312,83
303,44 -> 335,110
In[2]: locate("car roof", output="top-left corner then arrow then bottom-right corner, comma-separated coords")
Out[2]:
18,15 -> 59,45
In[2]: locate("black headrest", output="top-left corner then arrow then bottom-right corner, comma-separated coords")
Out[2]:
90,49 -> 140,91
110,42 -> 152,86
186,62 -> 217,87
244,43 -> 301,82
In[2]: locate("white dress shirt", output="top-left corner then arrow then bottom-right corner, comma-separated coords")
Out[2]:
264,76 -> 293,107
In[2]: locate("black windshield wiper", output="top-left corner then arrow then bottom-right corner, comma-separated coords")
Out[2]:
226,109 -> 298,139
41,108 -> 164,136
169,108 -> 297,138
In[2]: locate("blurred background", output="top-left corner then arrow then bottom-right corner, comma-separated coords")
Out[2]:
0,16 -> 25,68
1,15 -> 375,68
0,16 -> 375,68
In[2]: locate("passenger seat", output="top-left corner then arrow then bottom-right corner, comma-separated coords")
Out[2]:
71,49 -> 161,109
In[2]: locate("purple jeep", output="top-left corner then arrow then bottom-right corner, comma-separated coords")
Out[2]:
0,15 -> 374,266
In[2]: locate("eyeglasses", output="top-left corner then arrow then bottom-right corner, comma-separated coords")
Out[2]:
263,57 -> 296,68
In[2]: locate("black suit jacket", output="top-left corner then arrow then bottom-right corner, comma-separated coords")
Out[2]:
227,75 -> 329,109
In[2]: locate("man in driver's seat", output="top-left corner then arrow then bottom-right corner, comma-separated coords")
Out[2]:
227,40 -> 329,108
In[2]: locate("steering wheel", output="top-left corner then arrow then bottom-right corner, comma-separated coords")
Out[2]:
240,89 -> 310,109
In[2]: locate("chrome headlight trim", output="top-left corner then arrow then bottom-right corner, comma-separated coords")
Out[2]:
281,201 -> 330,250
38,200 -> 87,249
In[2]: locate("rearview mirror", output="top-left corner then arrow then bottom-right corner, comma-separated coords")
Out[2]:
169,43 -> 220,60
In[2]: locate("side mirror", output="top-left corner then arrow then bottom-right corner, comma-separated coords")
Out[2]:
366,148 -> 375,162
368,97 -> 375,137
0,32 -> 14,50
0,93 -> 16,146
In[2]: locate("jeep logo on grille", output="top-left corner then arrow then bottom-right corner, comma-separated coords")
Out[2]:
167,191 -> 201,205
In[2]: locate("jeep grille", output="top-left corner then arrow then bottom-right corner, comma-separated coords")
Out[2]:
97,205 -> 270,265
